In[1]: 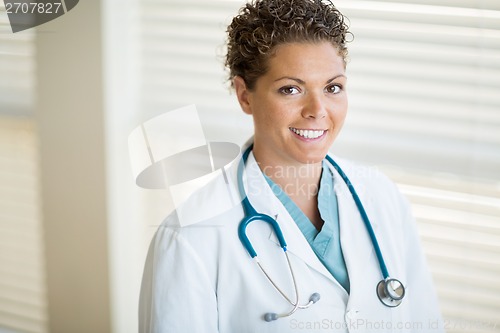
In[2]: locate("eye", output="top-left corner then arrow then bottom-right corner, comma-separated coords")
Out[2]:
279,86 -> 301,95
326,84 -> 342,94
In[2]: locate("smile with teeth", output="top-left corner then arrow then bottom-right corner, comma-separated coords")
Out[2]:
290,127 -> 326,139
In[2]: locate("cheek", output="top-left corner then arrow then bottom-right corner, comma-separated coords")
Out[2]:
258,99 -> 289,123
328,99 -> 348,133
336,97 -> 348,121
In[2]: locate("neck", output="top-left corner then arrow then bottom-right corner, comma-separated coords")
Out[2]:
252,144 -> 323,198
261,162 -> 322,200
252,146 -> 325,230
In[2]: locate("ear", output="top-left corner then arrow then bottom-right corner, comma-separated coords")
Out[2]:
233,76 -> 253,115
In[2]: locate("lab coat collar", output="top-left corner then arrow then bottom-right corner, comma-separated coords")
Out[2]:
326,157 -> 379,300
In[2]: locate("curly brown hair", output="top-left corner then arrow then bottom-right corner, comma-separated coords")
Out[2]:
225,0 -> 351,90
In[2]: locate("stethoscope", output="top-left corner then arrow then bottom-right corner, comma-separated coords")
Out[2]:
237,144 -> 405,322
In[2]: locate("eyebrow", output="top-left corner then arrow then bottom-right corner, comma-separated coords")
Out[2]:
274,74 -> 347,84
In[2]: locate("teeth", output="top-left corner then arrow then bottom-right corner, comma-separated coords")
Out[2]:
290,128 -> 325,139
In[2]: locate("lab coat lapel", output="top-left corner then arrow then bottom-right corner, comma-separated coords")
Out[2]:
244,153 -> 338,285
327,157 -> 379,289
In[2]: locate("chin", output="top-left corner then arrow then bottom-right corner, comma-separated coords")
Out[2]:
294,152 -> 326,165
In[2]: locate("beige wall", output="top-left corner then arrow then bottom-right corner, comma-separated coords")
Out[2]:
35,1 -> 111,332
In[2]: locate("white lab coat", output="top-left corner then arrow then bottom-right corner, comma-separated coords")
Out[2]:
139,145 -> 444,333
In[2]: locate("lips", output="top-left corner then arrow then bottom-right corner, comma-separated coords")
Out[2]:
289,127 -> 326,139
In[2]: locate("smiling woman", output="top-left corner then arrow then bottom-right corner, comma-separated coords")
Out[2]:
138,1 -> 444,332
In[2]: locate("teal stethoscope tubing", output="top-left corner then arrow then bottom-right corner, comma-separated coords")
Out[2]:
324,154 -> 390,279
237,144 -> 288,257
237,144 -> 404,311
238,144 -> 388,278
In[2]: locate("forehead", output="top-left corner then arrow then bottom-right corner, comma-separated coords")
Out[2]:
264,42 -> 346,80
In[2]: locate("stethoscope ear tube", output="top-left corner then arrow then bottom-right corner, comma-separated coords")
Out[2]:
263,292 -> 321,322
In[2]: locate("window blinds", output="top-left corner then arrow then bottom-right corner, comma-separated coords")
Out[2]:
0,3 -> 35,117
139,0 -> 500,332
1,4 -> 46,333
0,116 -> 47,333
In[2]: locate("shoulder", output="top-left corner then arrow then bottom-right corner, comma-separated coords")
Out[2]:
144,151 -> 248,274
149,159 -> 244,249
143,191 -> 244,292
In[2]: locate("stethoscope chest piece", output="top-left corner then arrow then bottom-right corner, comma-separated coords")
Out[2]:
376,278 -> 405,307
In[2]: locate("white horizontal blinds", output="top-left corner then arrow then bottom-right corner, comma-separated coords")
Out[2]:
140,0 -> 500,173
333,1 -> 500,179
385,166 -> 500,332
0,4 -> 35,116
0,3 -> 44,333
0,117 -> 47,333
139,1 -> 500,332
139,0 -> 251,144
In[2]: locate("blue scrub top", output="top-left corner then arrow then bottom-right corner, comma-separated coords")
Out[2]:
263,161 -> 350,293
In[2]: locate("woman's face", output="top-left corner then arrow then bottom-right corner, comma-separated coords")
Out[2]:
234,42 -> 348,167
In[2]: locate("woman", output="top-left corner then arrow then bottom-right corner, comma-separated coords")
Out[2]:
139,0 -> 443,332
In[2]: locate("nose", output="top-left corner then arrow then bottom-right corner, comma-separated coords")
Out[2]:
301,92 -> 328,119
